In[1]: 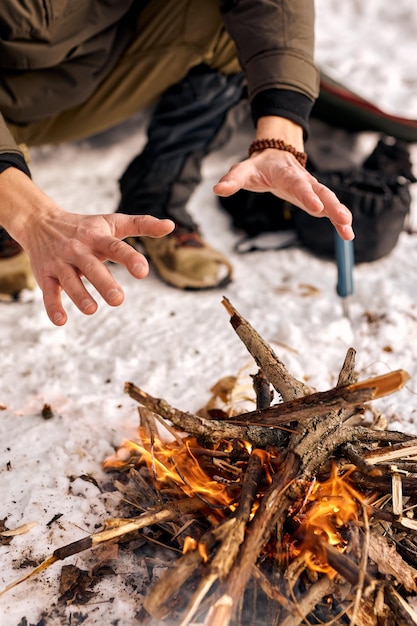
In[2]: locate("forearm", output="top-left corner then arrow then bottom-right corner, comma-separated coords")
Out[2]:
221,0 -> 318,139
221,0 -> 318,104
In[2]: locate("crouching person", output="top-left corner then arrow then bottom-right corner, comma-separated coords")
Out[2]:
0,0 -> 353,325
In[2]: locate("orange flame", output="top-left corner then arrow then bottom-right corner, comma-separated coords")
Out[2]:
104,429 -> 236,508
105,431 -> 365,577
183,536 -> 197,554
291,464 -> 365,574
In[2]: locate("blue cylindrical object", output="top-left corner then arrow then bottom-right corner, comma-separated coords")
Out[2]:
335,232 -> 354,298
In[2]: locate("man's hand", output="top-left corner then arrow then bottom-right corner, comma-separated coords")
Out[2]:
0,168 -> 174,325
29,212 -> 174,326
213,146 -> 355,241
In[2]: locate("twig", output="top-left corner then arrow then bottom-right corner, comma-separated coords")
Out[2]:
125,382 -> 288,447
206,451 -> 301,626
322,543 -> 372,588
340,443 -> 382,477
350,507 -> 371,626
279,575 -> 340,626
178,451 -> 265,626
252,369 -> 273,409
222,297 -> 311,400
251,566 -> 295,614
0,497 -> 206,597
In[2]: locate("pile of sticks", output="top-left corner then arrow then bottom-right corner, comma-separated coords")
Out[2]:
4,298 -> 417,626
108,298 -> 417,625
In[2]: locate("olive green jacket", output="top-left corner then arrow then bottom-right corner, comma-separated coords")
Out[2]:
0,0 -> 318,157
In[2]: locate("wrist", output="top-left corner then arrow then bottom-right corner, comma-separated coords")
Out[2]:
248,138 -> 307,167
0,167 -> 58,245
255,116 -> 304,152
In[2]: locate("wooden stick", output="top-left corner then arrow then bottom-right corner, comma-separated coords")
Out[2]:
252,369 -> 273,410
385,586 -> 417,625
144,451 -> 265,623
279,576 -> 340,626
226,385 -> 373,426
178,452 -> 265,626
124,382 -> 288,447
350,427 -> 414,444
143,547 -> 207,621
227,370 -> 409,428
222,297 -> 311,400
251,566 -> 295,614
206,451 -> 301,626
364,439 -> 417,465
340,443 -> 382,477
322,543 -> 372,588
0,497 -> 206,597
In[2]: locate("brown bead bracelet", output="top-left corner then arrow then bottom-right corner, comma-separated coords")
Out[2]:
248,138 -> 307,167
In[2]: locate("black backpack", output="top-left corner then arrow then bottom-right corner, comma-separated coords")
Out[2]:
219,136 -> 416,263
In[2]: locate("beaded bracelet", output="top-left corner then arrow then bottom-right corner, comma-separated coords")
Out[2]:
248,138 -> 307,167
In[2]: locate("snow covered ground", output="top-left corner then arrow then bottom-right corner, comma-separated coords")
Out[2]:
1,1 -> 417,624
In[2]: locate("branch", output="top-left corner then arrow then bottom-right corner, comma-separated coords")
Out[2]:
222,297 -> 311,400
124,382 -> 288,447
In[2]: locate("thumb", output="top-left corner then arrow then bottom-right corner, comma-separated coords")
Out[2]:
213,177 -> 241,197
213,163 -> 249,197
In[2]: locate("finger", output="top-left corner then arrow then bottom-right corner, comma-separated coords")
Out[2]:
76,253 -> 128,307
95,237 -> 150,278
290,177 -> 354,240
41,276 -> 68,326
110,214 -> 175,240
57,265 -> 100,314
311,182 -> 355,240
334,222 -> 355,240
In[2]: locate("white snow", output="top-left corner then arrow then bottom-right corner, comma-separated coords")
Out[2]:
1,1 -> 417,624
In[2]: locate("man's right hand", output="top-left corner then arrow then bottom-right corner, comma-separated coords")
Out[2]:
0,168 -> 174,325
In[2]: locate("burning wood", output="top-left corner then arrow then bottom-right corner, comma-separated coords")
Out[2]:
2,297 -> 417,625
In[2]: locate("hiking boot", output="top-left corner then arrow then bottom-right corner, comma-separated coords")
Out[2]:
140,227 -> 233,290
0,228 -> 36,298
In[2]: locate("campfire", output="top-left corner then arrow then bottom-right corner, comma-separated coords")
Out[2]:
3,297 -> 417,625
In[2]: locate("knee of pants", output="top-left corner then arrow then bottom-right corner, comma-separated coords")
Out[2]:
137,0 -> 241,75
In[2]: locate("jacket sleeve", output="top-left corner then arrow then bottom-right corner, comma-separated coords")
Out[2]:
0,113 -> 31,176
220,0 -> 319,132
